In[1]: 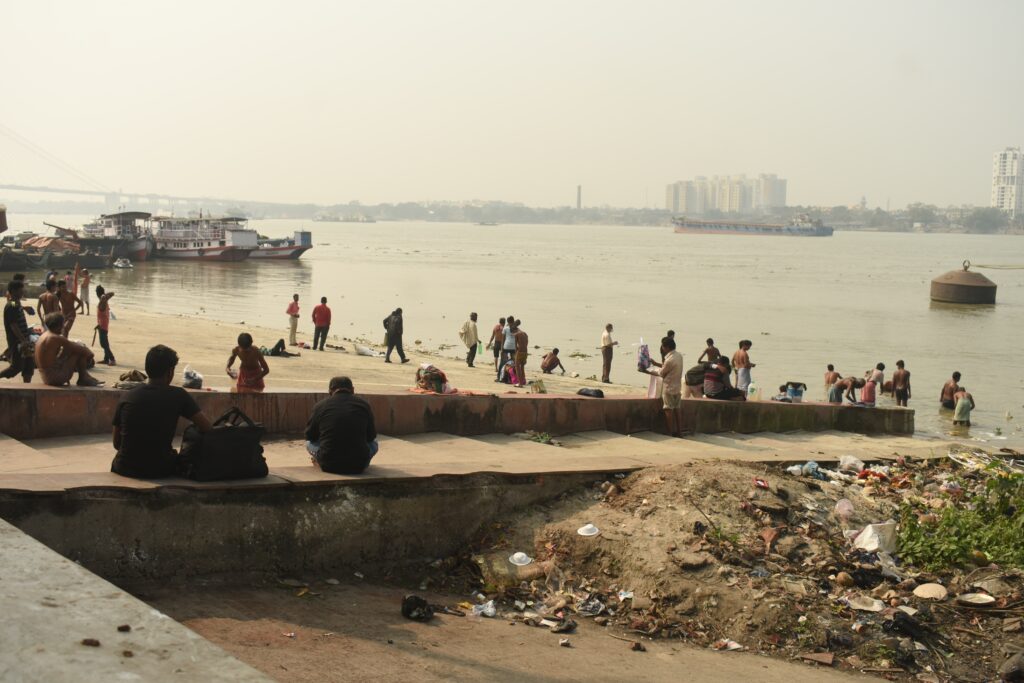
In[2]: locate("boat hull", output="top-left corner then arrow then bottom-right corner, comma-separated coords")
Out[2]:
153,245 -> 253,261
672,218 -> 833,236
248,245 -> 312,260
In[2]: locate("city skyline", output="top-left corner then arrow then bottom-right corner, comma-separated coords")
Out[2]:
2,1 -> 1023,210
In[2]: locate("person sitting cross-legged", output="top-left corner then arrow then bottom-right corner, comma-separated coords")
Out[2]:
305,376 -> 378,475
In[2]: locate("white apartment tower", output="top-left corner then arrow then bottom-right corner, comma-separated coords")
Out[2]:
665,174 -> 786,214
992,147 -> 1023,219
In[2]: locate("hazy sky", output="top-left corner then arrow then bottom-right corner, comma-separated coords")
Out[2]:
3,1 -> 1022,209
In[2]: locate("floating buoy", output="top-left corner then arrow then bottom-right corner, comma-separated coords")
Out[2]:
930,260 -> 996,304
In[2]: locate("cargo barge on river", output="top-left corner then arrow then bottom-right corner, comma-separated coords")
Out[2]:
672,215 -> 833,237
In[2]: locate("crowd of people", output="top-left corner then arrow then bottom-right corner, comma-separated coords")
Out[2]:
2,267 -> 112,387
1,280 -> 989,482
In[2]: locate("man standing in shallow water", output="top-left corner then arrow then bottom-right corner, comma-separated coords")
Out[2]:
892,360 -> 911,407
940,372 -> 961,410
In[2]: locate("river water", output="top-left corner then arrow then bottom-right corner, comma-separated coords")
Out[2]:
6,214 -> 1024,446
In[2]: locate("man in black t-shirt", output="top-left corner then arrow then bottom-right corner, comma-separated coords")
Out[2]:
111,344 -> 212,478
305,376 -> 378,475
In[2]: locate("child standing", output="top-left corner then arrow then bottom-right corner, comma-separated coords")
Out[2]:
227,332 -> 269,393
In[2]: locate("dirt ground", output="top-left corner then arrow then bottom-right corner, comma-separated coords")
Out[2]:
451,457 -> 1024,682
15,305 -> 642,397
137,581 -> 858,683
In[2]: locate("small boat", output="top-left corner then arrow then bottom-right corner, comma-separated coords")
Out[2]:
248,231 -> 313,260
477,221 -> 500,226
113,258 -> 134,269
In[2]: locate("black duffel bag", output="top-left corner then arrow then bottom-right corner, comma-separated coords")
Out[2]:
179,407 -> 268,481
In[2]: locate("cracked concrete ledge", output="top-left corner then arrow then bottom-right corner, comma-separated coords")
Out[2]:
0,517 -> 272,682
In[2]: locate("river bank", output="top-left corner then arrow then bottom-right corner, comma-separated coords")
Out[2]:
20,304 -> 639,397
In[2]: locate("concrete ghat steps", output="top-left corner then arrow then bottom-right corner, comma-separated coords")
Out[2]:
0,430 -> 952,495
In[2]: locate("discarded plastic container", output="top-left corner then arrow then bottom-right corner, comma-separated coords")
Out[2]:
834,498 -> 855,522
786,465 -> 803,476
747,381 -> 759,401
472,600 -> 497,618
838,456 -> 865,474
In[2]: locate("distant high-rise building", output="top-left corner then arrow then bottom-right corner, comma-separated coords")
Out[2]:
665,173 -> 786,215
992,147 -> 1023,219
576,185 -> 582,210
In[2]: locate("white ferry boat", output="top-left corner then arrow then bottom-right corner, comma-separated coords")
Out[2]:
151,215 -> 258,261
249,231 -> 313,260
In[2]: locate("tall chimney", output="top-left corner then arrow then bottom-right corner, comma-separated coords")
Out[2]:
576,185 -> 582,210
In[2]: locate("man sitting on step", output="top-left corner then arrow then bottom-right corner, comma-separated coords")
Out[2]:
305,376 -> 378,475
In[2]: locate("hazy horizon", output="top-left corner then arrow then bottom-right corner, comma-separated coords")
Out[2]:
3,1 -> 1022,209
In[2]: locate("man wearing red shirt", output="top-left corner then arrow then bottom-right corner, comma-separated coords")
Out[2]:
312,297 -> 331,351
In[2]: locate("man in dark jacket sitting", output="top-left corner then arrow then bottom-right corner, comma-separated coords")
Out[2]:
305,376 -> 378,474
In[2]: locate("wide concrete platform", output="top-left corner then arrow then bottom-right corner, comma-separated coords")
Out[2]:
0,429 -> 946,495
0,517 -> 271,682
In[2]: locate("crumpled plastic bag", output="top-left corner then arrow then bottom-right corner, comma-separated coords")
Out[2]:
182,364 -> 204,389
839,455 -> 865,474
847,520 -> 898,554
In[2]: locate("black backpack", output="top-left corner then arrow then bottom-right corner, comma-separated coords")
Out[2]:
577,387 -> 605,398
179,407 -> 268,481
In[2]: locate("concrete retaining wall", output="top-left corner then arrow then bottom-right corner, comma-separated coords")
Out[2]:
0,472 -> 598,580
0,387 -> 914,440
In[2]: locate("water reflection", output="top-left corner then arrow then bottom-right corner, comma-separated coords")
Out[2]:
928,301 -> 997,317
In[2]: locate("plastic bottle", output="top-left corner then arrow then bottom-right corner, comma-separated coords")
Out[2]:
747,381 -> 759,401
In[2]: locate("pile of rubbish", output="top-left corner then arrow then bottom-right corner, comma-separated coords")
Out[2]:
428,448 -> 1024,682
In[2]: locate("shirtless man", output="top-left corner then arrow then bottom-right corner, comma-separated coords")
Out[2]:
37,280 -> 60,327
731,340 -> 755,392
698,338 -> 720,363
940,371 -> 961,410
512,320 -> 529,388
829,376 -> 864,404
540,348 -> 566,374
78,267 -> 91,315
891,360 -> 911,407
487,317 -> 506,372
55,280 -> 84,337
823,364 -> 841,398
227,332 -> 270,393
34,312 -> 102,387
